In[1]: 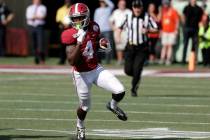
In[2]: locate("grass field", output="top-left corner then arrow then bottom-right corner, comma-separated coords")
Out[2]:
1,56 -> 210,71
0,72 -> 210,140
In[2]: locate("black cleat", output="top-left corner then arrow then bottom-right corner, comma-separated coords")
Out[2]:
106,102 -> 127,121
131,91 -> 137,97
131,87 -> 138,97
76,127 -> 86,140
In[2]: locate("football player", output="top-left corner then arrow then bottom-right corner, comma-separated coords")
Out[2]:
61,3 -> 127,140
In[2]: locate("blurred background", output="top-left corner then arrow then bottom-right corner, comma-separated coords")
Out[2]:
1,0 -> 210,66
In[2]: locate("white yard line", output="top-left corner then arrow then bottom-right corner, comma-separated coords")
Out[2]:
0,68 -> 71,74
15,128 -> 74,135
10,128 -> 210,139
0,93 -> 71,97
1,67 -> 210,77
0,77 -> 65,81
90,128 -> 210,139
0,117 -> 209,125
0,99 -> 209,108
0,108 -> 210,116
1,92 -> 210,100
153,73 -> 210,78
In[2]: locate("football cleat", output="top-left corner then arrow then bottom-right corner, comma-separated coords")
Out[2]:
131,91 -> 137,97
106,102 -> 127,121
76,127 -> 86,140
131,87 -> 138,97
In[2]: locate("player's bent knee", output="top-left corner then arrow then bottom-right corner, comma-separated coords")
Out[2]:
81,105 -> 90,112
112,92 -> 125,102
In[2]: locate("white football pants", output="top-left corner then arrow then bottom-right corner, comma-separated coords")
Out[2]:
72,65 -> 125,111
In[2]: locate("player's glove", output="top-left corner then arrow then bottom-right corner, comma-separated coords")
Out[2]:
76,29 -> 87,44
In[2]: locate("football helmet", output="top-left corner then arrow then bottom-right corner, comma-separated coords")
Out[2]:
69,3 -> 90,29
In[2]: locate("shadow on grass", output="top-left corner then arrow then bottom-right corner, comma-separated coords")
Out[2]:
0,135 -> 67,140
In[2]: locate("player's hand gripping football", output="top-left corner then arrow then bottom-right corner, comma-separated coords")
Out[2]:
99,38 -> 112,53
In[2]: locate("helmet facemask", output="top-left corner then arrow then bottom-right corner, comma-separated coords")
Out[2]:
70,14 -> 90,30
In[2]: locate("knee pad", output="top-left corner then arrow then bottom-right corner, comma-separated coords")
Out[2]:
112,92 -> 125,102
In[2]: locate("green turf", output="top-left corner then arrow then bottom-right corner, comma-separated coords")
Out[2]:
0,73 -> 210,140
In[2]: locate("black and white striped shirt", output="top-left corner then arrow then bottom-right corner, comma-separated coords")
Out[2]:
120,12 -> 158,46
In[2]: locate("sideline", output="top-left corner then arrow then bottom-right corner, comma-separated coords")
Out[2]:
0,66 -> 210,77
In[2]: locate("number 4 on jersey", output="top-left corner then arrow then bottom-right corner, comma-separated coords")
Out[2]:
82,41 -> 94,60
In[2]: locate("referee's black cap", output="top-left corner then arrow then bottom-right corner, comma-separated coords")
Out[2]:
132,0 -> 143,8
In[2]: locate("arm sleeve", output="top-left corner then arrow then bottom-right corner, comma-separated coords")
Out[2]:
109,11 -> 115,23
37,5 -> 47,19
26,7 -> 32,20
104,0 -> 114,9
55,9 -> 61,23
93,9 -> 98,23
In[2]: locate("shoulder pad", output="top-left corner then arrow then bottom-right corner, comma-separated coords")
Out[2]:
89,21 -> 100,34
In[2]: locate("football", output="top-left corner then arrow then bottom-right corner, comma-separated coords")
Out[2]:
99,38 -> 110,49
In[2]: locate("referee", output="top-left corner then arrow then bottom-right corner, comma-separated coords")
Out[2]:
117,0 -> 158,97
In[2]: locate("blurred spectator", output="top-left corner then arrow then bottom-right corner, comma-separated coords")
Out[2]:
181,0 -> 203,64
159,0 -> 179,65
118,0 -> 158,96
198,15 -> 210,67
26,0 -> 47,64
56,0 -> 71,65
94,0 -> 114,64
147,3 -> 160,64
200,0 -> 209,26
0,0 -> 14,56
109,0 -> 131,65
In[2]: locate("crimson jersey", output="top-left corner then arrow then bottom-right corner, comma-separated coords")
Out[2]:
61,21 -> 100,72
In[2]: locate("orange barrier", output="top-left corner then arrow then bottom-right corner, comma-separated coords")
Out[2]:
6,28 -> 29,56
188,51 -> 196,72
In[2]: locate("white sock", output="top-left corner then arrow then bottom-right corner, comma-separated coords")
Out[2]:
110,99 -> 117,109
77,118 -> 85,128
